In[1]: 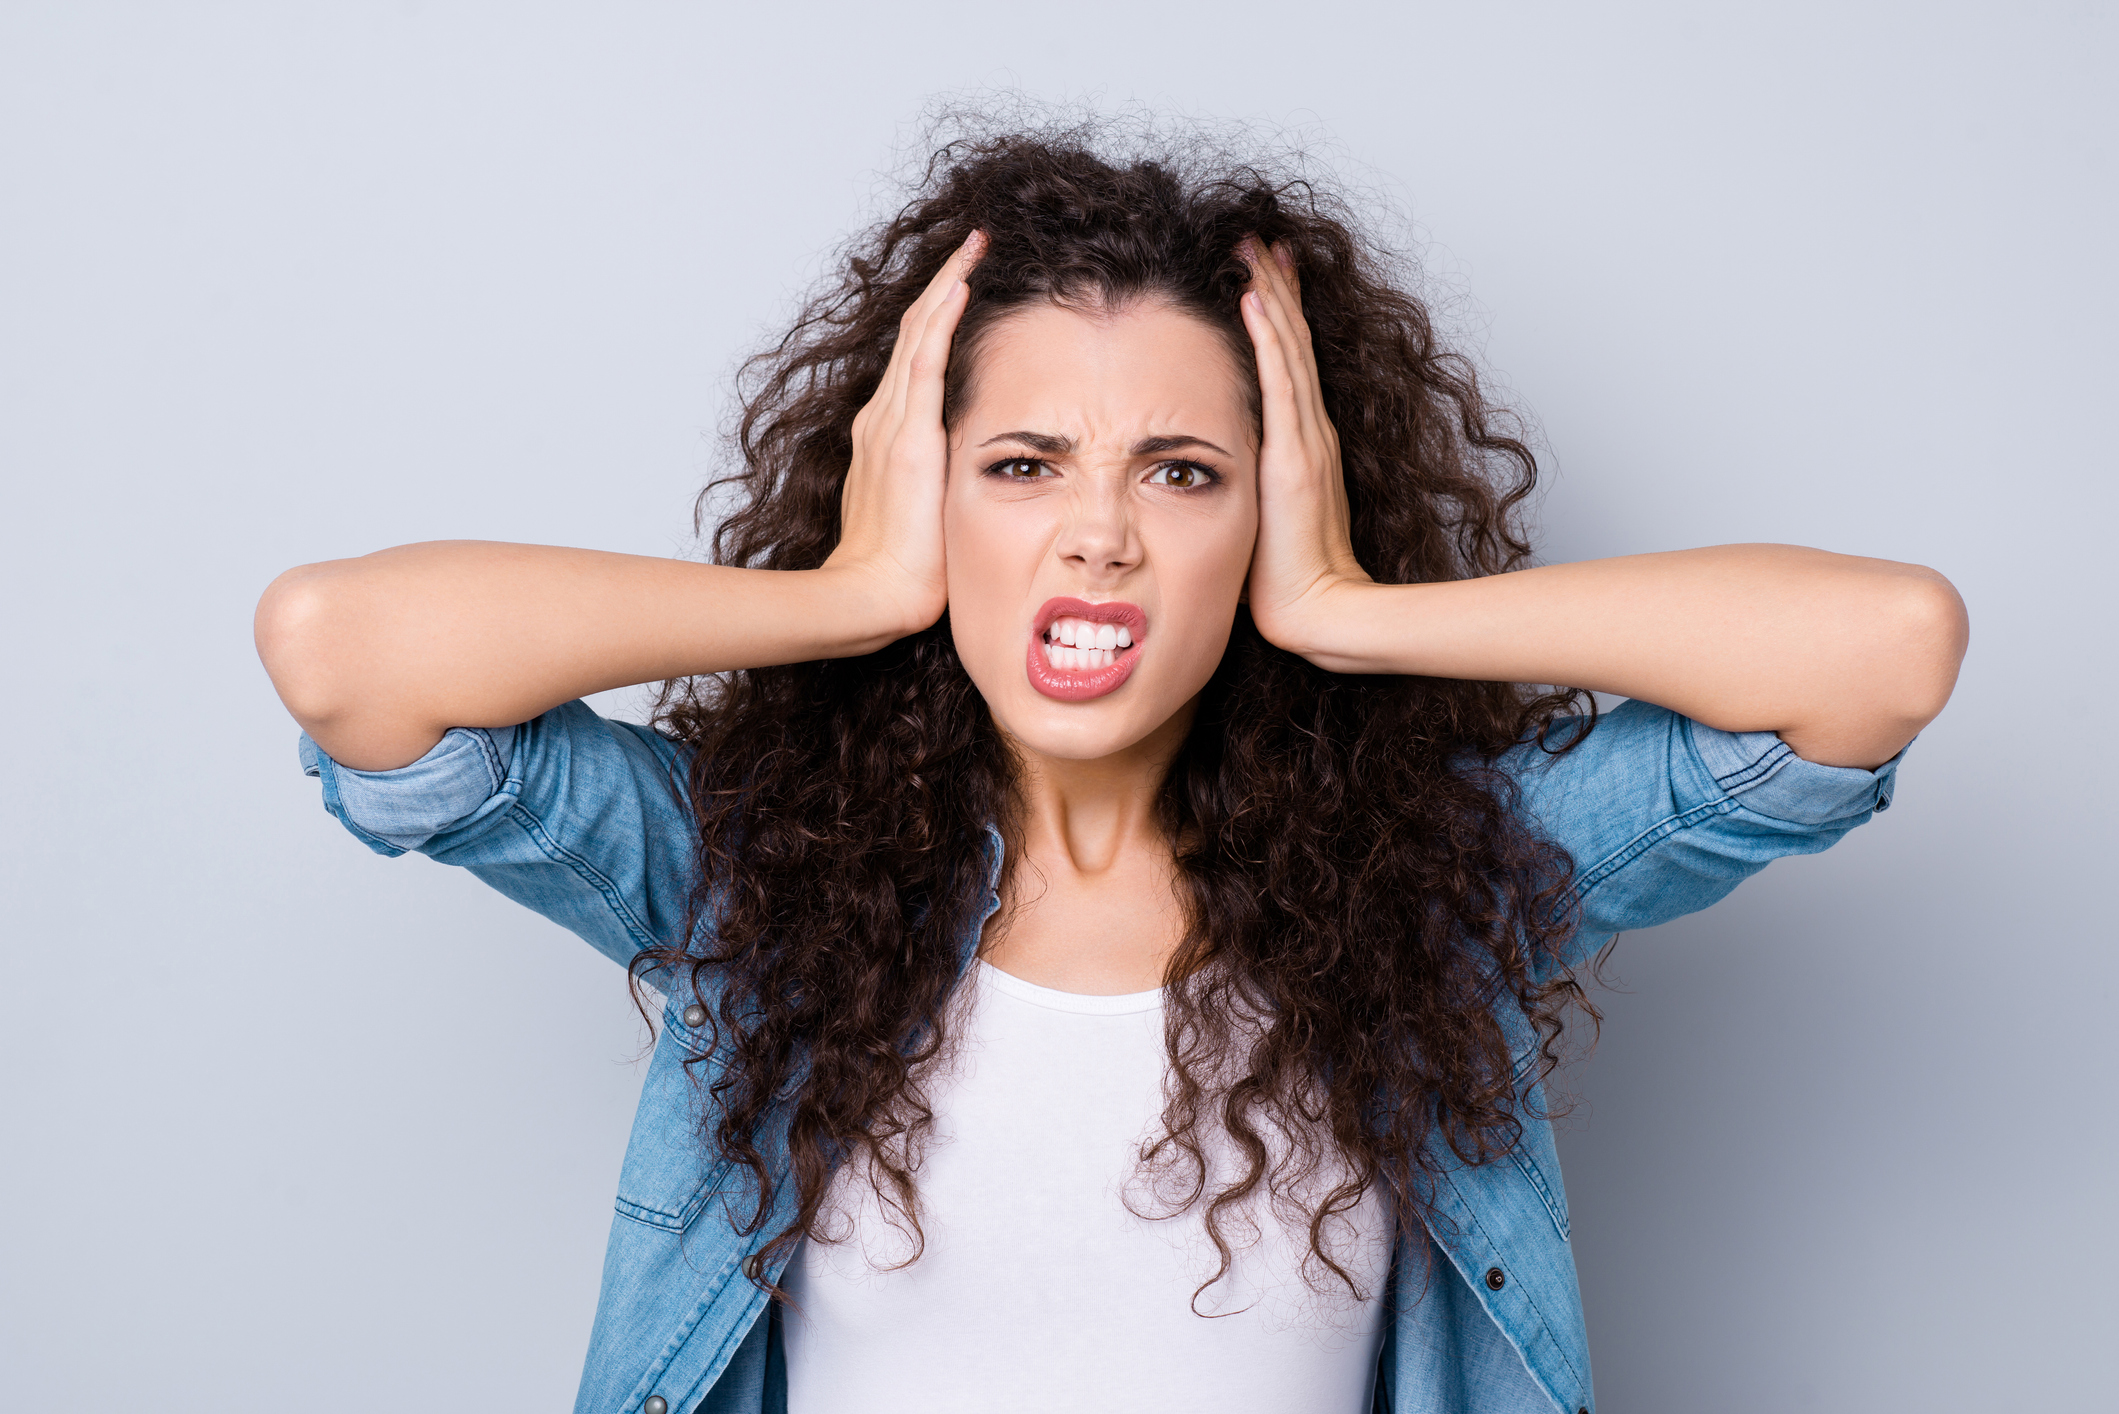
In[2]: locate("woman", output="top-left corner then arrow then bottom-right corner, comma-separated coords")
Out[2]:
256,131 -> 1967,1414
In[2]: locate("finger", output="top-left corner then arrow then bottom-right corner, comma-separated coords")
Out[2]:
1247,245 -> 1336,450
1271,240 -> 1302,304
1240,235 -> 1279,297
1244,260 -> 1320,416
881,231 -> 987,427
1246,288 -> 1344,509
1240,241 -> 1315,383
1246,287 -> 1355,566
1242,289 -> 1305,450
901,230 -> 988,341
1242,235 -> 1294,304
1253,241 -> 1317,376
901,274 -> 970,435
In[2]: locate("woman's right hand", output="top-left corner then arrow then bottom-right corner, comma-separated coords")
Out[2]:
256,233 -> 987,771
821,230 -> 986,637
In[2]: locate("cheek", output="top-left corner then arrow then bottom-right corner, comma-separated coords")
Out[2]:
944,494 -> 1013,591
942,496 -> 1034,662
1135,518 -> 1257,688
1172,508 -> 1259,596
1180,520 -> 1256,614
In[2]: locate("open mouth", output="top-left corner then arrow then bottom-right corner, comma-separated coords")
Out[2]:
1040,615 -> 1135,669
1025,597 -> 1148,702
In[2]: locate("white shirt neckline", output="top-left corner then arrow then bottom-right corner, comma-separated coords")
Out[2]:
974,958 -> 1165,1016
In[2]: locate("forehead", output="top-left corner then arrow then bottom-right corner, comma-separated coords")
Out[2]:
957,299 -> 1252,441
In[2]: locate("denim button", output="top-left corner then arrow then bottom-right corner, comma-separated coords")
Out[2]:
1485,1266 -> 1506,1290
744,1253 -> 764,1280
682,1004 -> 707,1028
643,1399 -> 667,1414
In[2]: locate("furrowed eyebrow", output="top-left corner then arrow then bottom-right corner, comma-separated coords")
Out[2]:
1131,434 -> 1233,459
974,431 -> 1234,459
977,431 -> 1075,455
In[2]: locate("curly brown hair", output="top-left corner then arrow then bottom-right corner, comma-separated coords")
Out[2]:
635,117 -> 1596,1309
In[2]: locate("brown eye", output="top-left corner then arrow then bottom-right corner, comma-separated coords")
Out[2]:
993,458 -> 1047,479
1147,461 -> 1214,488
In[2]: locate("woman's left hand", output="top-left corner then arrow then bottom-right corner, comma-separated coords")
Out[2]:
1238,239 -> 1374,661
1232,243 -> 1965,764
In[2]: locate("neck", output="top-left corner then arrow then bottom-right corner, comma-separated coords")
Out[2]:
981,699 -> 1198,993
1011,703 -> 1191,868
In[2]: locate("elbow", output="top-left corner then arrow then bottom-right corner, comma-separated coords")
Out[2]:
1757,559 -> 1970,768
1836,567 -> 1967,759
255,562 -> 354,728
1883,566 -> 1970,732
1783,565 -> 1969,768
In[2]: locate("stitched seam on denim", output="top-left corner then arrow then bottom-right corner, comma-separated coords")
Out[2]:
1506,1046 -> 1570,1240
615,1186 -> 710,1231
659,1283 -> 774,1414
471,728 -> 507,794
503,803 -> 658,954
613,1198 -> 685,1231
616,1158 -> 733,1232
1509,1148 -> 1570,1242
1438,1169 -> 1587,1398
623,1251 -> 743,1413
1510,1042 -> 1541,1084
1712,739 -> 1792,795
1567,795 -> 1741,908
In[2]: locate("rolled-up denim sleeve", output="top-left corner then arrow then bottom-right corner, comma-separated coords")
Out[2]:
298,701 -> 699,969
1500,698 -> 1905,964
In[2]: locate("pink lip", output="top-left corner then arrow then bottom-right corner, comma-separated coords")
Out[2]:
1026,596 -> 1149,702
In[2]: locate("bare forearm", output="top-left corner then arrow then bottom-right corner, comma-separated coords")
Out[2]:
255,541 -> 914,770
1293,544 -> 1968,768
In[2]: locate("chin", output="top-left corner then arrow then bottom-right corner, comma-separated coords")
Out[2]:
993,696 -> 1170,762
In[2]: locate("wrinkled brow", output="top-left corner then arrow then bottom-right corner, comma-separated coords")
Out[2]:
978,431 -> 1074,455
977,431 -> 1234,458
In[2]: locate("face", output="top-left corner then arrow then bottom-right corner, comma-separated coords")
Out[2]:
944,299 -> 1259,763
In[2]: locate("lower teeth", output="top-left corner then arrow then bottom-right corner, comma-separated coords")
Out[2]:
1044,641 -> 1119,671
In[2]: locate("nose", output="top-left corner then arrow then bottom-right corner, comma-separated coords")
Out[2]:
1053,479 -> 1141,580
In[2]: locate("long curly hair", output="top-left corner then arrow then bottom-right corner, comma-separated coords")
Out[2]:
636,116 -> 1596,1308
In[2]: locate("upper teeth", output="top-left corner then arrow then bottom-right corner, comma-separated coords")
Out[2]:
1048,617 -> 1132,649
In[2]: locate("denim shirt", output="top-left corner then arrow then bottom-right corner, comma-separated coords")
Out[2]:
299,698 -> 1901,1414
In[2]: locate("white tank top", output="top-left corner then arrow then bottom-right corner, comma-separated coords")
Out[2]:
780,960 -> 1394,1412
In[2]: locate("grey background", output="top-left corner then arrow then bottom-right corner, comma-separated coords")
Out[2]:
3,2 -> 2110,1409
